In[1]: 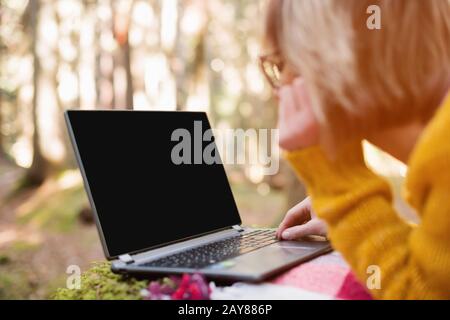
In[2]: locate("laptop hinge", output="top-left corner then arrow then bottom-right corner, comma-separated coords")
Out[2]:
232,225 -> 244,232
118,254 -> 135,264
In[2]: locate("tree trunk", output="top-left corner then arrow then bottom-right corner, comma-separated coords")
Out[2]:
114,29 -> 133,110
0,42 -> 6,160
26,0 -> 51,186
173,0 -> 187,111
0,96 -> 4,159
123,37 -> 133,110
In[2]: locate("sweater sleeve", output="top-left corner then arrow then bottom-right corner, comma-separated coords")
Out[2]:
285,141 -> 450,299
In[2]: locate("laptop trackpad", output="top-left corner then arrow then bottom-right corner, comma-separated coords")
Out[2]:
205,240 -> 331,274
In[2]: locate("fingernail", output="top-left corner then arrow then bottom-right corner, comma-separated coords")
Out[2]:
294,77 -> 303,86
282,230 -> 291,239
278,86 -> 289,96
274,90 -> 280,100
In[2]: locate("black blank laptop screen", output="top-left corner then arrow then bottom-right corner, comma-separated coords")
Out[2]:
66,111 -> 241,258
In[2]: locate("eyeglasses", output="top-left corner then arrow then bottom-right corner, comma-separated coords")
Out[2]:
259,53 -> 284,90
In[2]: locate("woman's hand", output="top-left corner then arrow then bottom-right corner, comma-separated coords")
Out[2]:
276,197 -> 328,240
277,77 -> 319,151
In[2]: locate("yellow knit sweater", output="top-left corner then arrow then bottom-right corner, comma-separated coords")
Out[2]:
285,92 -> 450,299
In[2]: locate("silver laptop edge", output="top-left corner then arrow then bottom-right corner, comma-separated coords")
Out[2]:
113,226 -> 254,267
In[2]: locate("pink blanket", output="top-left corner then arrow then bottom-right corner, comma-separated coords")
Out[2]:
271,252 -> 372,300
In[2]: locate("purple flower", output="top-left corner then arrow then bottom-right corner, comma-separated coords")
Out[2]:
143,273 -> 211,300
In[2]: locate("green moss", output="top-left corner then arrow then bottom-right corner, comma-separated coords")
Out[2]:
53,262 -> 148,300
19,184 -> 88,232
10,240 -> 40,253
0,269 -> 34,299
0,254 -> 10,265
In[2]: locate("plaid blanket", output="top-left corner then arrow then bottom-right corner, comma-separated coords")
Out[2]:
211,251 -> 372,300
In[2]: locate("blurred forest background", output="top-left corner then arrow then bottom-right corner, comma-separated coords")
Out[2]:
0,0 -> 301,299
0,0 -> 406,299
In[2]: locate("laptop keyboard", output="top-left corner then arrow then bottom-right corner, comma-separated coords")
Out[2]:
140,229 -> 278,269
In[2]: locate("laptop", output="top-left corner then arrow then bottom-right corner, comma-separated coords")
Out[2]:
65,110 -> 331,282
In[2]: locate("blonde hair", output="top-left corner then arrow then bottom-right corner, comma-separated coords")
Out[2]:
264,0 -> 450,147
